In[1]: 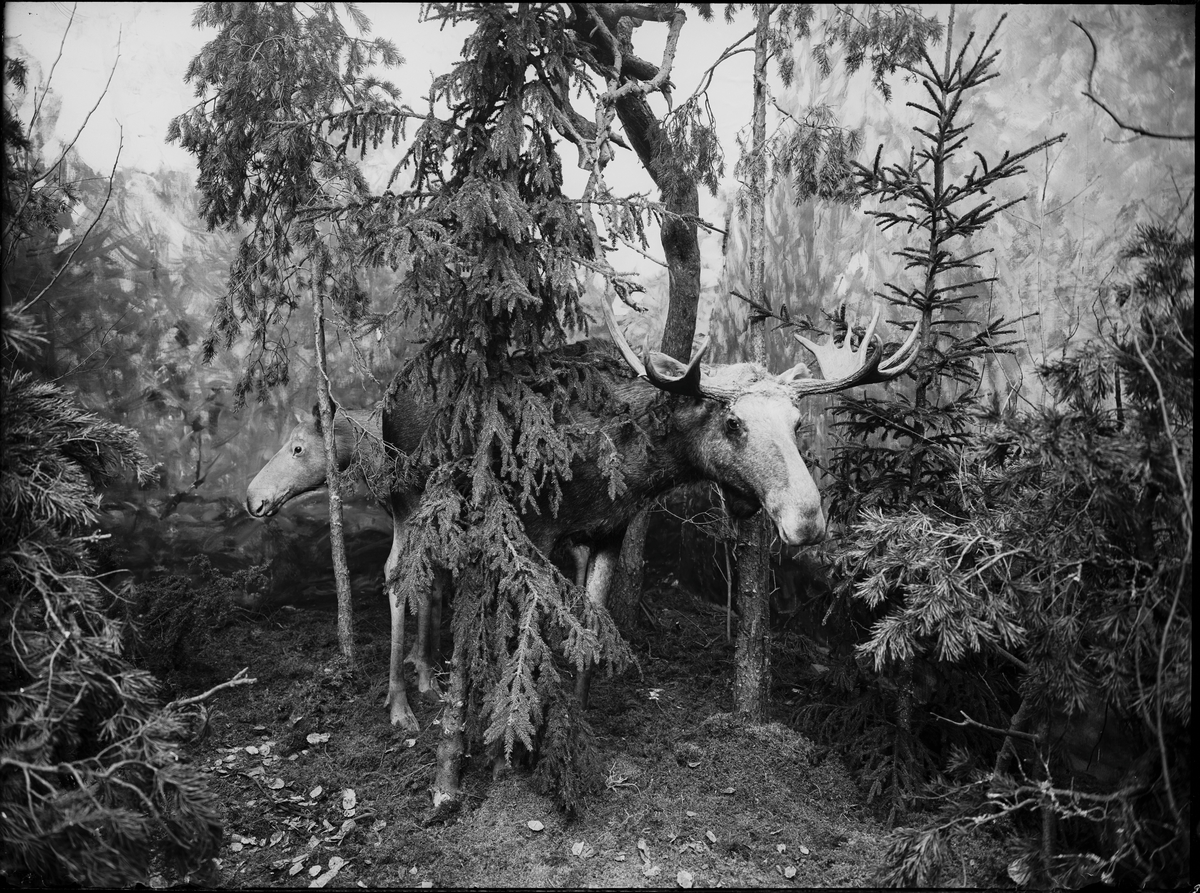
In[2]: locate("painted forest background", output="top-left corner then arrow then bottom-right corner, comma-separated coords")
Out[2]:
5,5 -> 1192,509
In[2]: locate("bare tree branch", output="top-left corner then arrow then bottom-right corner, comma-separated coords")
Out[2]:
1072,20 -> 1195,142
26,3 -> 77,146
684,34 -> 755,107
40,29 -> 124,182
28,128 -> 123,307
935,709 -> 1043,744
4,27 -> 123,255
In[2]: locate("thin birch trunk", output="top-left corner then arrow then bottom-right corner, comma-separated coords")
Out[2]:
733,5 -> 772,722
312,266 -> 354,665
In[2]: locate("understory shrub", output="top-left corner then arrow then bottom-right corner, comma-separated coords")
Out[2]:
121,556 -> 242,678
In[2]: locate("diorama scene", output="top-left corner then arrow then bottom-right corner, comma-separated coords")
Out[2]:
1,2 -> 1192,889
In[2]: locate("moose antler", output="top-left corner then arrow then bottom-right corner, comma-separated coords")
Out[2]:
644,343 -> 709,396
788,305 -> 921,397
602,295 -> 917,402
601,292 -> 740,400
600,289 -> 648,377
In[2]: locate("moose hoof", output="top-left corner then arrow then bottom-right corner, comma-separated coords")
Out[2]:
427,789 -> 461,825
417,675 -> 443,703
384,690 -> 420,733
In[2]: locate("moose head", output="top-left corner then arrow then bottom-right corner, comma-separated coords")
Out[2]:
602,297 -> 920,546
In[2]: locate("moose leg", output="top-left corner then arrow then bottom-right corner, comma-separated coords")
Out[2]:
570,543 -> 591,588
409,571 -> 446,701
575,545 -> 618,709
384,511 -> 419,732
403,606 -> 424,667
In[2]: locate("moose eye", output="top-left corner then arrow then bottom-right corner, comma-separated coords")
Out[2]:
292,444 -> 304,457
725,416 -> 743,436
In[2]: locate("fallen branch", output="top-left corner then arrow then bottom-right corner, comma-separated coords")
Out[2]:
169,667 -> 257,708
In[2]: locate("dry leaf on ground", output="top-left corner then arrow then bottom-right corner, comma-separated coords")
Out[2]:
309,856 -> 346,888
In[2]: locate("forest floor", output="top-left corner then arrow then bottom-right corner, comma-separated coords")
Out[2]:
144,562 -> 1008,889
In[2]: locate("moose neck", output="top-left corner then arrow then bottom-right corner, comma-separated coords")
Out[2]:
523,377 -> 721,554
331,408 -> 382,472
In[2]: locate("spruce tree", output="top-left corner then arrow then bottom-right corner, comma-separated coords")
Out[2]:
872,205 -> 1192,891
171,1 -> 677,812
2,49 -> 222,886
783,12 -> 1189,886
815,11 -> 1063,821
367,3 -> 641,813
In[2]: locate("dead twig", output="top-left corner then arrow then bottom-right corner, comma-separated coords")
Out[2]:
935,709 -> 1042,744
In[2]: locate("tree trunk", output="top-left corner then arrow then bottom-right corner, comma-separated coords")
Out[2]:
733,4 -> 772,723
890,654 -> 914,823
431,635 -> 467,818
994,693 -> 1036,779
607,508 -> 650,632
604,43 -> 704,649
733,515 -> 771,719
611,95 -> 699,363
312,271 -> 354,665
570,8 -> 700,362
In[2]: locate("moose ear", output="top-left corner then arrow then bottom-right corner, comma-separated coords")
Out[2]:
774,361 -> 812,385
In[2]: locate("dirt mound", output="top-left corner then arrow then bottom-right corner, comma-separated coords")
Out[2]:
154,576 -> 999,887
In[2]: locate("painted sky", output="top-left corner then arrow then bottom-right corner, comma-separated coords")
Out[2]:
5,2 -> 775,308
6,4 -> 1192,218
4,4 -> 756,197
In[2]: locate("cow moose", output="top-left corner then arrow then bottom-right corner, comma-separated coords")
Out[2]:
246,407 -> 389,519
245,400 -> 592,726
244,403 -> 447,708
378,301 -> 919,727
